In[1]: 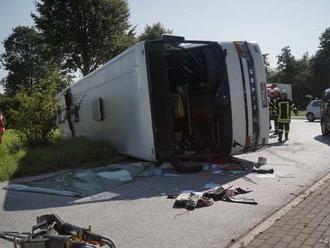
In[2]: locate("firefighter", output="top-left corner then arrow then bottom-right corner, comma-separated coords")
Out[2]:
273,89 -> 298,142
269,88 -> 280,134
268,96 -> 272,130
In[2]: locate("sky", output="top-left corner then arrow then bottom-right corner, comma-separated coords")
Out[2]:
1,0 -> 330,93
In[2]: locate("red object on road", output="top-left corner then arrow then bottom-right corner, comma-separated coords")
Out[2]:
0,114 -> 4,144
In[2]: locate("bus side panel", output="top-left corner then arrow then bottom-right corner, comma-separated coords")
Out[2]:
241,59 -> 253,141
60,43 -> 156,161
219,42 -> 246,154
246,43 -> 269,146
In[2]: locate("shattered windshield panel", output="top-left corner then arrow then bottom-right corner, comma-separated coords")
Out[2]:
7,162 -> 156,197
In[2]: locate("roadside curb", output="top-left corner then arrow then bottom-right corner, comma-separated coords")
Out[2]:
228,171 -> 330,248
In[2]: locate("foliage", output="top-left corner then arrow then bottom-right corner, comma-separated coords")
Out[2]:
274,46 -> 299,84
262,53 -> 271,80
1,26 -> 63,96
0,93 -> 18,128
0,130 -> 25,182
138,22 -> 173,41
269,27 -> 330,109
293,53 -> 314,108
311,27 -> 330,97
32,0 -> 134,76
269,48 -> 314,109
0,130 -> 122,182
10,71 -> 60,145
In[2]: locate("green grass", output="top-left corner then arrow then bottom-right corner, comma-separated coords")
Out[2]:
0,130 -> 26,181
0,130 -> 125,182
293,110 -> 307,117
292,110 -> 307,119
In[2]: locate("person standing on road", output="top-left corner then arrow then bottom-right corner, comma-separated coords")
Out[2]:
0,111 -> 5,144
269,88 -> 280,134
273,89 -> 298,142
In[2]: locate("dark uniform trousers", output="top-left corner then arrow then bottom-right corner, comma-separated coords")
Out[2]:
274,99 -> 297,141
278,123 -> 290,138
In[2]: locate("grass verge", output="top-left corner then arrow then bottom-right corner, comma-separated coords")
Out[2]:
0,130 -> 124,182
293,110 -> 307,117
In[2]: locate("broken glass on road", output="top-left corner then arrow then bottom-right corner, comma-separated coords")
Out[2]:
5,162 -> 157,197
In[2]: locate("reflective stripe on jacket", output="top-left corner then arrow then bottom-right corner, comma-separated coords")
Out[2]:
273,99 -> 297,123
269,98 -> 279,118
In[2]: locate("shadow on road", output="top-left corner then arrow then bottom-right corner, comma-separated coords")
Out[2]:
266,141 -> 291,147
314,135 -> 330,146
304,120 -> 321,123
2,158 -> 258,212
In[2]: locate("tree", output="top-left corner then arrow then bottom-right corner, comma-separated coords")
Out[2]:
262,53 -> 271,80
274,46 -> 299,85
0,92 -> 18,128
269,47 -> 297,86
269,47 -> 314,108
11,70 -> 60,145
1,26 -> 60,96
138,22 -> 172,41
293,53 -> 314,108
32,0 -> 134,76
311,27 -> 330,97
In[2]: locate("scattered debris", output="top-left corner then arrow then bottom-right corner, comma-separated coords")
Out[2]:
97,170 -> 132,181
223,164 -> 245,171
172,161 -> 203,173
243,176 -> 259,185
252,168 -> 274,174
0,213 -> 116,248
163,173 -> 179,177
257,156 -> 267,167
4,157 -> 264,200
203,182 -> 219,189
180,190 -> 195,194
5,184 -> 79,197
159,162 -> 173,170
169,185 -> 257,210
210,157 -> 241,165
161,168 -> 178,175
71,192 -> 119,204
5,162 -> 157,197
173,193 -> 213,210
202,163 -> 219,172
212,170 -> 224,174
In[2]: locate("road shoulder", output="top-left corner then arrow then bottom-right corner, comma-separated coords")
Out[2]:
230,172 -> 330,248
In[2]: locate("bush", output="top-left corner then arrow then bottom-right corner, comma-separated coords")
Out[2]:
0,94 -> 18,128
11,72 -> 58,145
0,130 -> 26,181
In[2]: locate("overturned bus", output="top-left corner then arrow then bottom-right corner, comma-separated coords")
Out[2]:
57,35 -> 269,161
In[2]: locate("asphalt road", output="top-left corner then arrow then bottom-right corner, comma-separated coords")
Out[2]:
0,120 -> 329,248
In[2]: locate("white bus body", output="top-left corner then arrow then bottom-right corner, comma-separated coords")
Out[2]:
58,36 -> 269,161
